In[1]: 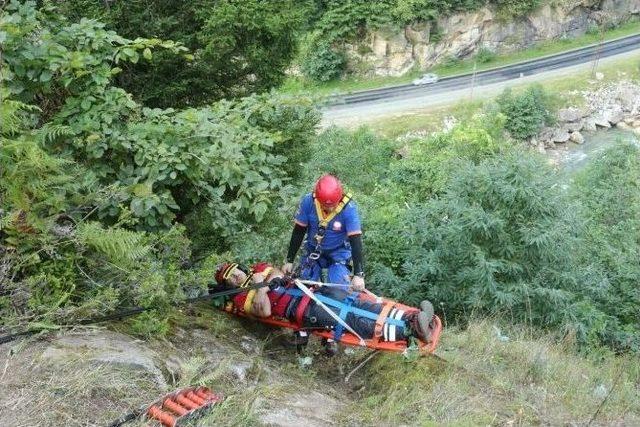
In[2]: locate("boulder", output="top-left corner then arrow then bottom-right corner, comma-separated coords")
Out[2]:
570,131 -> 585,144
538,127 -> 555,143
583,119 -> 598,132
551,128 -> 571,143
42,330 -> 168,389
616,121 -> 631,131
604,106 -> 625,125
258,391 -> 342,427
562,120 -> 584,132
615,85 -> 640,112
557,107 -> 583,122
592,115 -> 612,128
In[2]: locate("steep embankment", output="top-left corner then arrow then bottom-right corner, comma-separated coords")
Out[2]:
1,308 -> 638,426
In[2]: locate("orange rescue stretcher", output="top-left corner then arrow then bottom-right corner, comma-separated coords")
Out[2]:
222,288 -> 443,355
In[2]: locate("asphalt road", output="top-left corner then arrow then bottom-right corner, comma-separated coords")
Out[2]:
323,33 -> 640,126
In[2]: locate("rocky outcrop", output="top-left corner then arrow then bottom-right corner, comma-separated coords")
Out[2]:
536,80 -> 640,148
0,322 -> 348,427
345,0 -> 640,76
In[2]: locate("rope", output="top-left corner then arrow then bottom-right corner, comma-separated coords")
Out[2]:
0,282 -> 268,345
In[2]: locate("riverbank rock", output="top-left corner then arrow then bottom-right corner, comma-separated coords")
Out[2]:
558,107 -> 584,123
552,128 -> 571,143
570,131 -> 585,144
563,120 -> 584,132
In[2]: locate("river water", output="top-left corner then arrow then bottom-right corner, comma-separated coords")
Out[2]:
555,128 -> 639,177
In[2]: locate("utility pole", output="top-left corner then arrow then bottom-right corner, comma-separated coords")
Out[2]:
591,27 -> 605,78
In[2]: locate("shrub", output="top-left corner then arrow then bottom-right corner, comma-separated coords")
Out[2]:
572,143 -> 640,351
494,0 -> 541,19
301,42 -> 347,82
388,111 -> 507,199
475,47 -> 496,63
389,152 -> 587,328
497,85 -> 554,140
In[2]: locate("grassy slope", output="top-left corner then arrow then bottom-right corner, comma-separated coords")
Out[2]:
5,306 -> 637,426
281,19 -> 640,97
347,320 -> 640,426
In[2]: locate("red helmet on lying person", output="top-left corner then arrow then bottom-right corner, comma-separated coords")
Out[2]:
215,262 -> 251,286
314,174 -> 343,207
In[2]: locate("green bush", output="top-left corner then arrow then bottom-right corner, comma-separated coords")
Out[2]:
58,0 -> 308,107
304,126 -> 397,192
494,0 -> 541,19
389,111 -> 507,199
497,85 -> 554,140
475,47 -> 496,63
387,151 -> 590,330
442,55 -> 462,68
572,143 -> 640,352
301,42 -> 347,82
0,2 -> 317,331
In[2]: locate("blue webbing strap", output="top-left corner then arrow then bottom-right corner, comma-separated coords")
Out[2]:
332,292 -> 358,342
284,289 -> 405,327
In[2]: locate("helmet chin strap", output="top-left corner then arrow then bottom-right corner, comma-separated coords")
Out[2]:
239,270 -> 254,288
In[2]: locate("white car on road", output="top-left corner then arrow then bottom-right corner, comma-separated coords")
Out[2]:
412,73 -> 439,86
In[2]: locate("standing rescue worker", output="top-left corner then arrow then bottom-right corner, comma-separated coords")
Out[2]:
282,174 -> 366,291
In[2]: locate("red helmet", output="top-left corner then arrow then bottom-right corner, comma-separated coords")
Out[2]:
314,174 -> 343,206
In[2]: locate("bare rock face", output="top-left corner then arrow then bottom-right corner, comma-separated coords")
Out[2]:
41,330 -> 170,389
258,391 -> 342,427
344,0 -> 640,76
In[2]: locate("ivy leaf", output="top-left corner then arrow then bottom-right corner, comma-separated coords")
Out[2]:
143,48 -> 152,60
39,71 -> 52,82
130,198 -> 145,216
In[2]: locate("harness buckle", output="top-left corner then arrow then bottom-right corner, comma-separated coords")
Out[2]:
308,252 -> 321,261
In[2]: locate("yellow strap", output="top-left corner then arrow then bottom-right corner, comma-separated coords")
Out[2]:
313,192 -> 352,228
243,290 -> 257,315
222,263 -> 238,280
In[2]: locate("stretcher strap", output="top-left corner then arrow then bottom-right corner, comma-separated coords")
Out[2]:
284,289 -> 405,327
332,292 -> 358,342
374,303 -> 395,339
295,295 -> 312,327
243,290 -> 257,316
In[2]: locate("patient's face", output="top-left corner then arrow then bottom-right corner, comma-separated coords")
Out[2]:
228,267 -> 248,287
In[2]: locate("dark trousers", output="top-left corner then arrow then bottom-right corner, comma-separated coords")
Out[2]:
299,287 -> 408,341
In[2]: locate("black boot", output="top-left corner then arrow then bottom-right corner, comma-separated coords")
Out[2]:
295,331 -> 309,355
321,337 -> 338,357
410,311 -> 433,341
420,300 -> 434,321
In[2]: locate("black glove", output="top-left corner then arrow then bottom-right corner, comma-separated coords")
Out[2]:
267,277 -> 287,291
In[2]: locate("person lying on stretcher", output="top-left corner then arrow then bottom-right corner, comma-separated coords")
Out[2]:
213,261 -> 434,344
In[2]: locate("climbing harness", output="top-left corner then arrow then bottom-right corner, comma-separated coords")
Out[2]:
308,192 -> 352,261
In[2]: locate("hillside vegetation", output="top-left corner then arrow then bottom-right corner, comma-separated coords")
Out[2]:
1,2 -> 640,425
